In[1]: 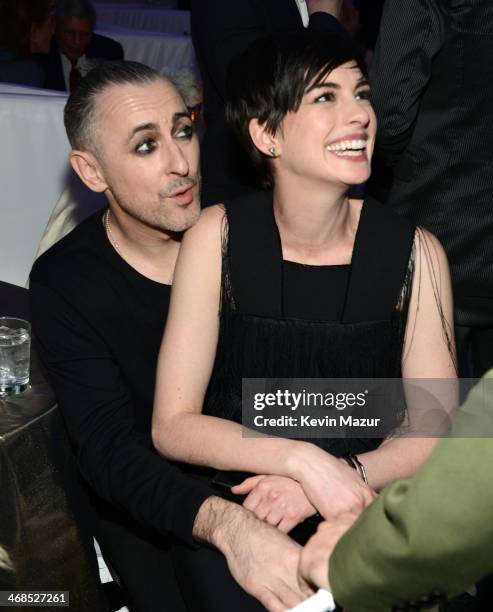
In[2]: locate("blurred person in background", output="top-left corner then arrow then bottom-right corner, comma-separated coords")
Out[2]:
39,0 -> 123,91
368,0 -> 493,384
0,0 -> 54,87
352,1 -> 493,607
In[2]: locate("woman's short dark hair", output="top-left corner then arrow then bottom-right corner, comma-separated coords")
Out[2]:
226,30 -> 367,189
0,0 -> 53,57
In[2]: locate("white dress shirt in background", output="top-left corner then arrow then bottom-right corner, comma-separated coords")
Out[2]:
294,0 -> 310,27
60,53 -> 92,91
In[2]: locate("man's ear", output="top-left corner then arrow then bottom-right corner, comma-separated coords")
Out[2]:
69,150 -> 108,193
249,118 -> 280,158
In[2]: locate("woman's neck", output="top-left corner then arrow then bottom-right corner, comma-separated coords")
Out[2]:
273,179 -> 361,265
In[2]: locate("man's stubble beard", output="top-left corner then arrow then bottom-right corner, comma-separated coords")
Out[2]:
107,172 -> 202,234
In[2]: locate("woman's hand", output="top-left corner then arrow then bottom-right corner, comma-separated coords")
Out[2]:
285,444 -> 376,520
232,475 -> 317,533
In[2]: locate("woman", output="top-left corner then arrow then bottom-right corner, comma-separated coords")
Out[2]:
153,30 -> 457,609
0,0 -> 54,87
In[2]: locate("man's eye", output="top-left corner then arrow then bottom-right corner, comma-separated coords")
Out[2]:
356,89 -> 372,102
315,92 -> 335,103
175,123 -> 194,140
135,139 -> 156,155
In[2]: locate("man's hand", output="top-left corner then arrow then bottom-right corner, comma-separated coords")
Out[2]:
298,514 -> 358,590
193,496 -> 314,611
306,0 -> 343,19
232,474 -> 317,533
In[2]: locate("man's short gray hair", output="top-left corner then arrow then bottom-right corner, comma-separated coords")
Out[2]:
55,0 -> 97,24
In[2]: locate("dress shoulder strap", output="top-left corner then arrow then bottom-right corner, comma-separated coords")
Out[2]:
225,190 -> 283,317
224,192 -> 416,322
343,196 -> 416,323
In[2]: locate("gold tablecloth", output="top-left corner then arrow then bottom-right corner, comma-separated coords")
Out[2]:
0,281 -> 106,611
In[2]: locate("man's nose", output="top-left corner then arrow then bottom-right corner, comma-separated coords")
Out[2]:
72,33 -> 82,47
165,142 -> 189,176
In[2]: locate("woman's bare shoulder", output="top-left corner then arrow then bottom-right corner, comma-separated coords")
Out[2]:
414,226 -> 449,270
181,204 -> 226,253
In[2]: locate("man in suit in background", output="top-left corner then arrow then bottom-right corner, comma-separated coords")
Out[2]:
298,371 -> 493,611
190,0 -> 347,207
40,0 -> 123,91
368,0 -> 493,379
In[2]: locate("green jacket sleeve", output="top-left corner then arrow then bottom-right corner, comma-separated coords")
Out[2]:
330,371 -> 493,611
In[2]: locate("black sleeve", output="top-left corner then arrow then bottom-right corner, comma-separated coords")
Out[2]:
191,0 -> 270,105
29,279 -> 212,548
307,11 -> 347,36
369,0 -> 448,171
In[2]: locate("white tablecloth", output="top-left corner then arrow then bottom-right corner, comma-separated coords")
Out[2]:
95,3 -> 190,35
96,0 -> 178,6
0,88 -> 70,286
0,83 -> 62,96
0,86 -> 106,287
96,25 -> 196,73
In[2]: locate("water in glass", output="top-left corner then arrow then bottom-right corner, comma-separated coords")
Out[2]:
0,318 -> 30,395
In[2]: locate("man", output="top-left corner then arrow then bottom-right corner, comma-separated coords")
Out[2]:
367,0 -> 493,378
298,371 -> 493,611
190,0 -> 347,206
39,0 -> 123,91
30,61 -> 312,612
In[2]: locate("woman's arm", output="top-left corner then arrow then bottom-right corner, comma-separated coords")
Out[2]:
152,205 -> 295,471
152,205 -> 373,518
356,228 -> 458,490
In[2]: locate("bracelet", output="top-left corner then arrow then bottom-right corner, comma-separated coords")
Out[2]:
351,454 -> 369,485
343,453 -> 369,485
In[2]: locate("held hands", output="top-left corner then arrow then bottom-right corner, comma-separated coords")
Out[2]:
298,514 -> 359,590
232,475 -> 317,533
232,446 -> 375,532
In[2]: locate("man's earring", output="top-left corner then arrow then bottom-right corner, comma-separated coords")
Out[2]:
268,147 -> 276,157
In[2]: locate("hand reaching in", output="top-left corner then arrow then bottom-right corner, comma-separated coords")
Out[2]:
298,513 -> 359,590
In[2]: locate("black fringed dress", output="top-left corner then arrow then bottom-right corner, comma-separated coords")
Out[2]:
204,189 -> 416,458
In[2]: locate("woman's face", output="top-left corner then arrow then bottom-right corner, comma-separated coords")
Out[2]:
273,61 -> 376,189
30,15 -> 54,54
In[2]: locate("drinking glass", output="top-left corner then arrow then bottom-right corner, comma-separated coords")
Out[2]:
0,317 -> 31,396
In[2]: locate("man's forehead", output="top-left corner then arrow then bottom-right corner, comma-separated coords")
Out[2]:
58,15 -> 93,31
96,79 -> 186,127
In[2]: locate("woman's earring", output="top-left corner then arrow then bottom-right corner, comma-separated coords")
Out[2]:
268,147 -> 276,157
